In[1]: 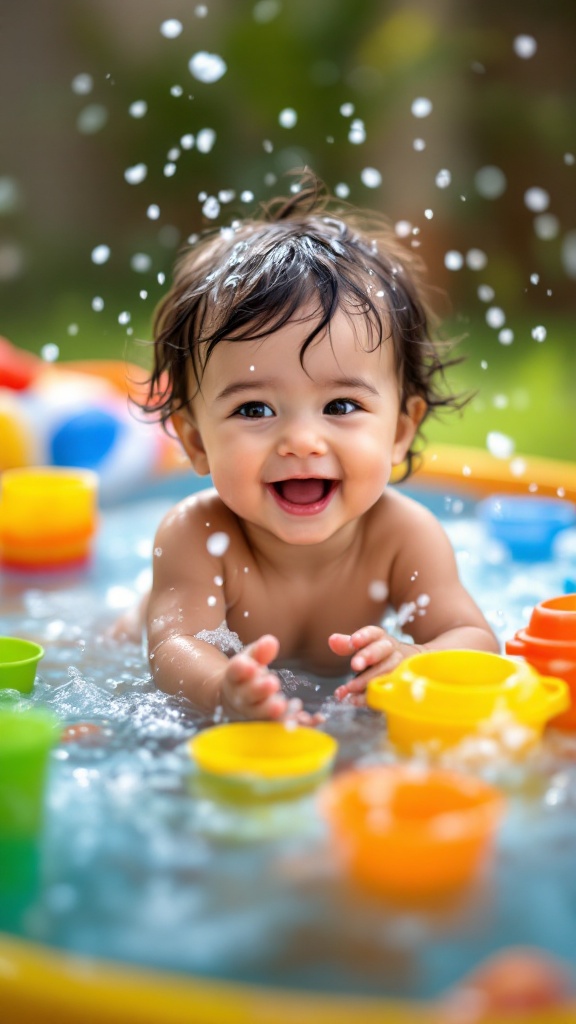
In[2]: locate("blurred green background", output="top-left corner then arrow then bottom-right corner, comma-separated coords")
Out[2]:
1,0 -> 574,459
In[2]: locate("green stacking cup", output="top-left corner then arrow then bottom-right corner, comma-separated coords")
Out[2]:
0,637 -> 44,693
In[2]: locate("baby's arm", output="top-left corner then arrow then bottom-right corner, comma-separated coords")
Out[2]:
331,499 -> 498,702
147,499 -> 288,720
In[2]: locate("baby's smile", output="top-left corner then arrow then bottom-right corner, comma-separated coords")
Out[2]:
267,478 -> 339,514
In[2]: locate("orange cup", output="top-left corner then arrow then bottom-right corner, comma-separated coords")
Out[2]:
320,765 -> 505,904
506,595 -> 576,730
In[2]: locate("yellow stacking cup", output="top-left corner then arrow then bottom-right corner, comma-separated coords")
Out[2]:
188,722 -> 338,801
0,467 -> 98,571
367,649 -> 569,754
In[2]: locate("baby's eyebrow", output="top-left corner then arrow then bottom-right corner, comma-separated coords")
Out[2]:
215,379 -> 275,402
323,375 -> 380,396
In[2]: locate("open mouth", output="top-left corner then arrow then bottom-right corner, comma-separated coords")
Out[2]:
267,478 -> 338,514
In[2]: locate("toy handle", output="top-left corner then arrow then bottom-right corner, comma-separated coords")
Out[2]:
541,676 -> 570,717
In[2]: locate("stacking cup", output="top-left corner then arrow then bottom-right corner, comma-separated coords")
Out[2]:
506,594 -> 576,730
0,637 -> 44,693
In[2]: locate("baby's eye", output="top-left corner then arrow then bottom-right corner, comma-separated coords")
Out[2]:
234,401 -> 274,418
324,398 -> 360,416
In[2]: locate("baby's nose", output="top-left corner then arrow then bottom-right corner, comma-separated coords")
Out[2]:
277,418 -> 328,458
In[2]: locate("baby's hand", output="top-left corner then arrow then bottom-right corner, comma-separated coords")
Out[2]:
329,626 -> 421,705
221,634 -> 288,720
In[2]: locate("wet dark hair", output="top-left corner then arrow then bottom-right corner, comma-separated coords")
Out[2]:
138,171 -> 466,479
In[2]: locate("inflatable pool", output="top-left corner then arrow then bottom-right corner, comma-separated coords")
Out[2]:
1,433 -> 576,1022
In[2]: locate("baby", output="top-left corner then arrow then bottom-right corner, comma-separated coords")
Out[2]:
132,173 -> 498,720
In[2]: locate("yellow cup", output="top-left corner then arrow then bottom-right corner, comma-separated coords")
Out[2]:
367,649 -> 569,754
188,722 -> 338,801
0,467 -> 98,571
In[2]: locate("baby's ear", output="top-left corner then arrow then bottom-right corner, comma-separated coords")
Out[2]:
170,412 -> 211,475
391,395 -> 427,465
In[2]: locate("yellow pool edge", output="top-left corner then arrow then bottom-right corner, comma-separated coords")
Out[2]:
2,442 -> 576,1023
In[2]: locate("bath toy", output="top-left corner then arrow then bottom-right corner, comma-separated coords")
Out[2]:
0,637 -> 44,693
60,722 -> 105,744
189,722 -> 338,800
506,594 -> 576,730
0,466 -> 98,571
478,494 -> 576,561
320,764 -> 504,902
366,649 -> 569,754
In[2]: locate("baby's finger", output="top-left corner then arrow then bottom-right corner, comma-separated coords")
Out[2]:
328,632 -> 354,656
349,625 -> 388,649
245,633 -> 280,667
350,638 -> 393,673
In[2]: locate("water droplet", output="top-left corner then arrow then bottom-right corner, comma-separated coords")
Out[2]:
163,162 -> 177,177
41,343 -> 59,362
498,328 -> 514,345
278,108 -> 297,128
118,311 -> 131,325
368,580 -> 388,601
394,220 -> 412,238
486,306 -> 506,329
513,34 -> 537,59
91,244 -> 111,265
531,325 -> 547,342
524,187 -> 549,212
77,104 -> 108,134
474,165 -> 507,199
160,19 -> 183,39
466,248 -> 487,270
360,167 -> 382,188
253,0 -> 281,22
139,290 -> 147,299
481,360 -> 488,369
130,252 -> 152,273
424,208 -> 433,219
124,163 -> 147,185
413,138 -> 426,151
170,85 -> 184,97
348,119 -> 366,144
157,272 -> 166,285
243,610 -> 250,617
67,323 -> 79,336
180,133 -> 194,149
195,4 -> 208,16
564,153 -> 575,166
129,100 -> 147,118
206,532 -> 230,557
214,575 -> 223,586
477,284 -> 495,302
334,183 -> 350,198
188,52 -> 227,83
339,102 -> 354,117
91,296 -> 104,311
154,546 -> 163,556
147,204 -> 161,220
533,213 -> 559,239
71,73 -> 93,95
416,593 -> 430,607
196,128 -> 216,153
561,230 -> 576,278
444,250 -> 464,270
487,431 -> 515,459
435,168 -> 451,189
411,97 -> 432,118
493,394 -> 509,409
202,196 -> 220,219
207,596 -> 217,607
240,190 -> 254,203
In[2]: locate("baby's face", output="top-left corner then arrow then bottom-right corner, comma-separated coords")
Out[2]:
176,305 -> 423,547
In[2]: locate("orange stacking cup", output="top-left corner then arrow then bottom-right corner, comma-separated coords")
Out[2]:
320,764 -> 504,903
0,467 -> 98,571
506,594 -> 576,730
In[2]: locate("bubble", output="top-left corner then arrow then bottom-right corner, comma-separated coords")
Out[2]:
202,196 -> 220,219
129,100 -> 147,118
118,311 -> 131,325
253,0 -> 281,21
163,162 -> 177,177
130,253 -> 152,273
206,532 -> 230,557
493,394 -> 509,409
530,273 -> 540,285
487,431 -> 515,459
513,34 -> 537,59
67,323 -> 79,336
240,190 -> 254,203
157,272 -> 166,284
196,128 -> 217,153
435,169 -> 451,189
413,138 -> 426,151
91,296 -> 104,311
339,102 -> 354,117
360,167 -> 382,188
561,230 -> 576,278
91,244 -> 110,265
531,325 -> 547,342
124,163 -> 147,185
477,284 -> 495,302
474,165 -> 507,199
41,343 -> 59,362
195,4 -> 208,15
533,213 -> 559,239
160,19 -> 183,38
411,97 -> 433,118
498,328 -> 514,345
170,85 -> 183,97
466,248 -> 488,270
444,250 -> 464,270
564,153 -> 575,166
278,108 -> 297,128
180,134 -> 195,150
147,204 -> 161,220
509,457 -> 527,477
486,306 -> 506,329
334,183 -> 350,198
348,120 -> 366,144
188,52 -> 227,83
524,189 -> 550,217
0,177 -> 22,214
424,208 -> 433,220
394,220 -> 412,238
77,104 -> 108,134
368,580 -> 388,602
71,73 -> 93,96
139,290 -> 147,300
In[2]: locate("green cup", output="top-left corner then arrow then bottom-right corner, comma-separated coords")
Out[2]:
0,708 -> 60,931
0,637 -> 45,693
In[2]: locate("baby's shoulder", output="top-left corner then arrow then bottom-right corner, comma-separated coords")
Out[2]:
154,488 -> 239,547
